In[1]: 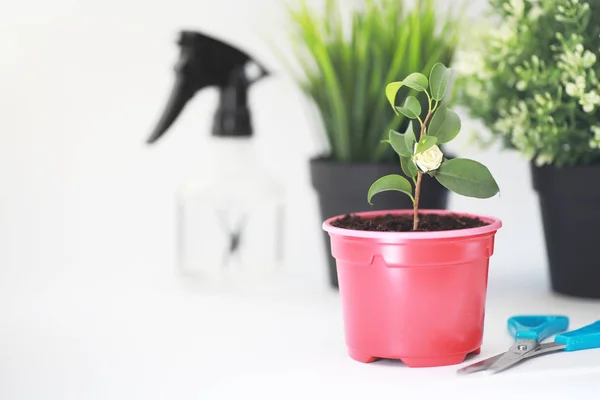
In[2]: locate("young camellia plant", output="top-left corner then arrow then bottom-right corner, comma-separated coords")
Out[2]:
368,63 -> 499,230
322,61 -> 504,367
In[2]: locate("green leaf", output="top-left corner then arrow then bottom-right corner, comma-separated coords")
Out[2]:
396,96 -> 421,119
429,63 -> 452,101
428,106 -> 461,144
389,130 -> 411,157
405,123 -> 416,150
406,96 -> 422,115
368,174 -> 415,204
435,158 -> 500,199
380,140 -> 393,151
402,72 -> 428,91
385,72 -> 429,114
415,134 -> 438,154
385,82 -> 403,111
385,73 -> 428,111
401,156 -> 418,179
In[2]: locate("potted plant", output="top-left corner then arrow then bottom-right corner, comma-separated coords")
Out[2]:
285,0 -> 462,288
323,63 -> 502,367
456,0 -> 600,298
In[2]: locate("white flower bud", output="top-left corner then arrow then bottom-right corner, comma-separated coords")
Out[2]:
580,91 -> 600,113
509,0 -> 524,16
413,145 -> 444,172
582,51 -> 597,68
528,6 -> 543,20
565,82 -> 579,97
534,93 -> 545,105
535,152 -> 554,166
583,102 -> 595,113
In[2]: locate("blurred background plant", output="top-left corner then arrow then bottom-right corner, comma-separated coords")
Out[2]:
285,0 -> 462,163
456,0 -> 600,167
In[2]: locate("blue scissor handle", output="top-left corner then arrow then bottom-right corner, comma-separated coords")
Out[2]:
555,320 -> 600,351
508,315 -> 569,341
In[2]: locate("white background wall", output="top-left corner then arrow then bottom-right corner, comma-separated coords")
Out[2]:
0,0 -> 549,291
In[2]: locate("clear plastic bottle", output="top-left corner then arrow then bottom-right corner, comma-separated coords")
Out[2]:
145,30 -> 283,287
176,137 -> 285,286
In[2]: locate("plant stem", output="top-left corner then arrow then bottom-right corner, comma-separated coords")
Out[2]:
420,111 -> 434,138
412,110 -> 434,231
413,171 -> 423,230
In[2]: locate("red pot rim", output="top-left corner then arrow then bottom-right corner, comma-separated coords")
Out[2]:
322,209 -> 502,240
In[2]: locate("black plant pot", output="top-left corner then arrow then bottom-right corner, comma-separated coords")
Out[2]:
310,157 -> 450,289
532,163 -> 600,298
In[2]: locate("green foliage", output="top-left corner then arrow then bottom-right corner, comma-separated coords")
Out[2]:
415,135 -> 437,154
397,96 -> 422,119
434,159 -> 500,199
456,0 -> 600,167
429,63 -> 452,100
368,174 -> 415,204
286,0 -> 461,162
401,156 -> 418,179
388,130 -> 412,157
386,74 -> 429,111
368,63 -> 500,224
404,124 -> 417,148
402,73 -> 429,91
428,107 -> 461,144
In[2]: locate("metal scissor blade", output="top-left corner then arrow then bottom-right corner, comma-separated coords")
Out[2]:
456,353 -> 505,375
486,339 -> 539,374
523,342 -> 566,359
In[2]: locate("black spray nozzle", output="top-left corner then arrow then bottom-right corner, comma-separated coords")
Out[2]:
147,30 -> 269,144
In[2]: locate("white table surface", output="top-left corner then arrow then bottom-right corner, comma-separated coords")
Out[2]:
1,264 -> 599,400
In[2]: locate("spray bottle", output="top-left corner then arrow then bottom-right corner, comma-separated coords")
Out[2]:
148,31 -> 285,285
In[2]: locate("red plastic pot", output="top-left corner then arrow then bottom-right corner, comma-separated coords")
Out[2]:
323,209 -> 502,367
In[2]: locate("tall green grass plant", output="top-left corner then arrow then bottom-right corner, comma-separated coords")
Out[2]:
286,0 -> 462,162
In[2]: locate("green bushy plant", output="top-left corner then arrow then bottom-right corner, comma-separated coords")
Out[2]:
369,63 -> 500,230
456,0 -> 600,167
286,0 -> 461,162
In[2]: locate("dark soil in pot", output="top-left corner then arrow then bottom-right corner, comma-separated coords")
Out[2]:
332,213 -> 488,232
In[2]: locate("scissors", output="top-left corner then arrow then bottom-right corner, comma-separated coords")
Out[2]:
458,315 -> 600,374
